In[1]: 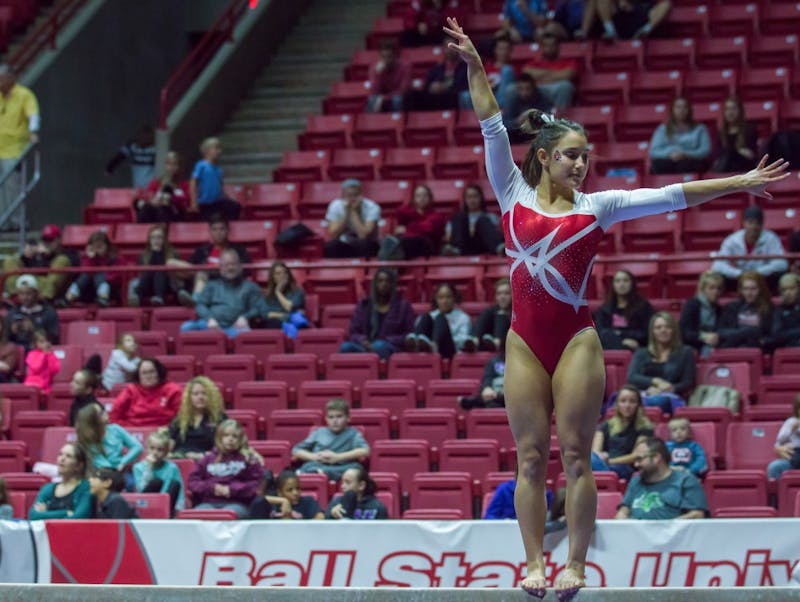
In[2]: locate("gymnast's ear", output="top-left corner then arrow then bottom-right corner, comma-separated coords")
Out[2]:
536,147 -> 549,167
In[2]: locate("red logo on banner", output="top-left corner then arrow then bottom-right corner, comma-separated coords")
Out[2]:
46,521 -> 155,584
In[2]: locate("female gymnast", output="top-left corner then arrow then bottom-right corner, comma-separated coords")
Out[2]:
443,16 -> 790,600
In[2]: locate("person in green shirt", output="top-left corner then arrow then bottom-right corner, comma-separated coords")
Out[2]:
76,403 -> 143,473
29,443 -> 91,520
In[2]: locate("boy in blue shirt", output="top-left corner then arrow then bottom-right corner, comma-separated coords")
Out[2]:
665,417 -> 708,477
190,137 -> 240,221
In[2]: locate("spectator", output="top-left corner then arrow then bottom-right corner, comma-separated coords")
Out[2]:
326,466 -> 388,520
323,179 -> 381,259
554,0 -> 597,40
597,0 -> 672,41
594,269 -> 654,351
0,477 -> 12,520
615,437 -> 708,520
293,399 -> 370,480
340,268 -> 416,360
133,430 -> 185,514
23,330 -> 60,395
498,0 -> 550,42
711,205 -> 788,292
65,230 -> 124,307
29,443 -> 91,520
463,35 -> 515,109
665,417 -> 708,477
260,261 -> 306,330
109,358 -> 182,428
68,369 -> 102,427
367,41 -> 410,113
391,184 -> 448,259
484,477 -> 564,532
76,403 -> 142,477
406,282 -> 471,358
401,0 -> 447,47
459,347 -> 506,410
649,97 -> 711,175
679,270 -> 724,359
627,312 -> 695,414
717,271 -> 774,349
0,63 -> 39,230
466,277 -> 512,352
503,74 -> 554,143
789,231 -> 800,275
189,137 -> 240,221
404,40 -> 468,111
520,34 -> 578,110
135,151 -> 190,223
6,274 -> 60,350
766,396 -> 800,481
185,215 -> 251,303
104,124 -> 155,189
89,467 -> 138,519
766,273 -> 800,351
180,248 -> 268,338
249,469 -> 325,520
188,419 -> 263,518
592,385 -> 654,479
129,224 -> 182,307
102,333 -> 141,392
712,97 -> 758,174
168,376 -> 228,461
2,225 -> 77,301
0,318 -> 20,383
443,184 -> 504,257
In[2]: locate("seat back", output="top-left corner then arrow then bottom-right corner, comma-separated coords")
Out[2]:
371,439 -> 431,493
40,426 -> 77,464
176,509 -> 238,520
121,493 -> 171,519
266,409 -> 324,443
725,422 -> 783,470
439,439 -> 501,479
596,491 -> 623,519
408,472 -> 473,518
360,380 -> 417,419
398,409 -> 458,451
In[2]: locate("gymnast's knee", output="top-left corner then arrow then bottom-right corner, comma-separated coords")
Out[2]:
560,446 -> 592,481
518,448 -> 547,484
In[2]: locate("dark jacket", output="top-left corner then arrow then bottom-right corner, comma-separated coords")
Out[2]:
188,449 -> 263,506
347,293 -> 416,349
6,303 -> 60,350
424,61 -> 468,95
627,346 -> 696,396
325,491 -> 388,520
766,303 -> 800,350
94,492 -> 138,519
718,299 -> 773,348
594,300 -> 654,349
69,394 -> 101,427
679,296 -> 722,352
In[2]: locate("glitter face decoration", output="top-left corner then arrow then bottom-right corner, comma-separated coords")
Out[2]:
553,150 -> 563,162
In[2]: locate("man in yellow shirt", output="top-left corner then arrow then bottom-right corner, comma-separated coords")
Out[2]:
0,64 -> 40,229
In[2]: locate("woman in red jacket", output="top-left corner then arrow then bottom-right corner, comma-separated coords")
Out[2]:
109,357 -> 182,427
393,184 -> 448,259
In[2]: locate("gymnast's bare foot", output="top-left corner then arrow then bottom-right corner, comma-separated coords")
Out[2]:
520,561 -> 547,598
554,564 -> 586,601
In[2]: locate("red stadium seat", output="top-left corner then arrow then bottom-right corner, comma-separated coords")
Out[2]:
297,472 -> 330,508
40,426 -> 77,464
371,471 -> 402,518
366,17 -> 404,49
777,471 -> 800,517
712,506 -> 777,518
328,148 -> 384,181
352,112 -> 403,148
450,352 -> 495,380
758,376 -> 800,406
8,491 -> 25,519
422,179 -> 468,213
112,223 -> 150,259
95,308 -> 145,333
299,181 -> 346,218
267,409 -> 323,443
403,110 -> 456,147
454,111 -> 481,146
403,508 -> 464,520
407,471 -> 473,518
663,258 -> 713,299
344,49 -> 379,81
298,115 -> 353,150
305,269 -> 363,306
229,220 -> 275,261
121,493 -> 171,519
697,361 -> 752,402
233,381 -> 288,416
422,264 -> 482,302
225,409 -> 259,441
323,81 -> 371,114
232,330 -> 286,357
324,353 -> 380,390
425,379 -> 479,410
250,440 -> 292,473
557,471 -> 621,493
168,222 -> 209,251
596,491 -> 623,519
707,348 -> 763,398
149,307 -> 196,339
704,470 -> 768,513
64,321 -> 117,348
759,171 -> 800,208
644,38 -> 695,72
748,36 -> 799,69
11,411 -> 67,464
50,345 -> 83,384
349,408 -> 391,444
695,37 -> 748,70
294,328 -> 347,359
591,142 -> 649,176
174,330 -> 228,357
264,354 -> 319,397
177,509 -> 238,520
591,40 -> 644,73
629,72 -> 683,106
614,104 -> 670,144
362,180 -> 413,212
361,379 -> 417,418
387,353 -> 442,388
759,206 -> 799,240
203,354 -> 258,390
273,150 -> 331,183
61,224 -> 113,253
375,491 -> 396,519
621,211 -> 682,254
398,409 -> 458,451
0,440 -> 26,473
154,355 -> 196,382
433,145 -> 485,180
380,147 -> 434,180
707,4 -> 759,38
465,408 -> 514,451
439,439 -> 501,480
761,3 -> 800,36
296,380 -> 353,411
771,348 -> 800,376
575,72 -> 629,107
561,106 -> 615,143
84,189 -> 134,224
371,439 -> 431,493
0,472 -> 49,514
320,305 -> 357,332
683,70 -> 738,104
725,422 -> 783,471
681,207 -> 742,252
740,69 -> 790,103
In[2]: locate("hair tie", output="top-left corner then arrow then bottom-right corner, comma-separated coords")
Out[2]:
541,113 -> 556,124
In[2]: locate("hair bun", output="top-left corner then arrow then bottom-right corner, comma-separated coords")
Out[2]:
518,109 -> 554,137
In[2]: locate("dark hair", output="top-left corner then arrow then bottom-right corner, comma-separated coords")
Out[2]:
92,467 -> 126,492
0,476 -> 7,505
371,267 -> 397,300
639,436 -> 671,465
666,96 -> 696,138
142,224 -> 177,265
87,231 -> 116,260
379,40 -> 397,53
519,109 -> 586,188
265,261 -> 298,297
737,270 -> 773,321
604,269 -> 647,320
461,183 -> 486,213
275,469 -> 299,493
412,184 -> 434,212
719,96 -> 748,151
134,357 -> 168,386
517,73 -> 536,87
431,282 -> 461,309
347,465 -> 377,497
64,442 -> 89,479
207,213 -> 229,228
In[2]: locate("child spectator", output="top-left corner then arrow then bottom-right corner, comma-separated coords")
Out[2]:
23,329 -> 60,394
105,125 -> 156,189
65,230 -> 124,306
0,317 -> 20,383
595,269 -> 654,351
665,417 -> 708,477
261,261 -> 307,331
68,368 -> 102,427
465,278 -> 511,352
293,399 -> 370,480
102,333 -> 141,392
592,385 -> 654,479
0,477 -> 12,520
190,137 -> 240,221
168,377 -> 227,461
649,97 -> 711,175
249,469 -> 324,520
679,271 -> 724,359
29,443 -> 92,520
767,396 -> 800,481
135,151 -> 190,223
712,97 -> 758,173
109,358 -> 182,428
718,271 -> 774,349
129,225 -> 182,307
76,404 -> 143,475
406,282 -> 471,359
459,348 -> 506,410
133,430 -> 185,514
442,184 -> 504,257
326,466 -> 388,520
89,467 -> 138,519
188,419 -> 263,518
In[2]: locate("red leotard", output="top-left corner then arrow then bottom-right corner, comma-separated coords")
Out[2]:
481,113 -> 687,375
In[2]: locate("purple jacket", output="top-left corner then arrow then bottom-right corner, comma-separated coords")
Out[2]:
188,449 -> 263,506
348,294 -> 416,349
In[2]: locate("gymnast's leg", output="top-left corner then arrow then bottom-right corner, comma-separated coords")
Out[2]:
504,330 -> 554,597
551,328 -> 606,599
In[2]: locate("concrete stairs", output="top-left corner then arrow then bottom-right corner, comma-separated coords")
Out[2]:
217,0 -> 386,183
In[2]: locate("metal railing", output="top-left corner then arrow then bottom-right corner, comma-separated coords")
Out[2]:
0,142 -> 41,249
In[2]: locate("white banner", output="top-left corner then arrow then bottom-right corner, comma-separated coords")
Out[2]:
22,519 -> 800,587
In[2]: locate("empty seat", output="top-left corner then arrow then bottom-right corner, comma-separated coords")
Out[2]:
299,181 -> 347,218
299,115 -> 353,150
149,307 -> 197,339
0,440 -> 26,473
695,37 -> 748,70
266,409 -> 323,443
425,379 -> 479,410
40,426 -> 77,464
84,189 -> 134,224
432,145 -> 484,180
233,381 -> 289,416
590,142 -> 649,177
704,470 -> 768,513
387,353 -> 442,388
371,471 -> 402,518
349,408 -> 392,444
273,150 -> 331,183
250,440 -> 292,473
174,330 -> 228,357
683,69 -> 738,104
304,271 -> 362,306
232,330 -> 286,357
614,104 -> 670,143
121,493 -> 171,519
361,180 -> 413,213
621,212 -> 682,254
203,354 -> 258,390
128,330 -> 169,356
591,40 -> 643,73
712,506 -> 777,519
8,490 -> 25,519
50,345 -> 84,384
758,376 -> 800,406
323,81 -> 371,115
403,110 -> 456,147
371,439 -> 431,493
696,361 -> 753,403
682,207 -> 742,252
352,112 -> 403,149
725,422 -> 783,471
560,105 -> 614,143
11,411 -> 67,463
761,3 -> 800,36
398,409 -> 458,451
707,348 -> 762,397
772,348 -> 800,376
403,508 -> 464,520
439,439 -> 501,480
296,380 -> 353,411
748,36 -> 799,69
328,148 -> 383,181
408,472 -> 473,518
361,379 -> 417,418
450,352 -> 495,380
297,472 -> 330,507
324,353 -> 380,389
0,472 -> 49,513
708,3 -> 759,37
644,38 -> 695,72
422,265 -> 482,302
245,183 -> 299,221
596,491 -> 623,519
777,470 -> 800,517
64,321 -> 117,348
380,147 -> 434,180
263,354 -> 319,395
0,384 -> 42,420
155,355 -> 196,382
576,72 -> 629,107
176,509 -> 238,520
465,408 -> 514,451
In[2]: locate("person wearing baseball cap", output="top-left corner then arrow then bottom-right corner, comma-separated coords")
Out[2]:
2,224 -> 77,301
5,273 -> 60,350
711,204 -> 788,292
322,179 -> 381,259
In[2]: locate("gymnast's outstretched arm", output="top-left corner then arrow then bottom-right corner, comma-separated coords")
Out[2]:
443,17 -> 499,121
